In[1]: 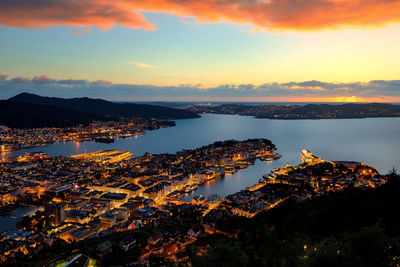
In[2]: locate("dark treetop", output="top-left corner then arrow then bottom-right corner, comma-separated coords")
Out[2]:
0,100 -> 114,128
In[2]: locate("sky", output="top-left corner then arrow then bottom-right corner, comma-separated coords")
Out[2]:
0,0 -> 400,102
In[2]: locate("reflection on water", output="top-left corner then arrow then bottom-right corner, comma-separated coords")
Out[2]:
0,206 -> 44,233
182,159 -> 283,201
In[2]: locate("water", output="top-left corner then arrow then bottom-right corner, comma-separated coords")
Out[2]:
182,159 -> 281,201
2,114 -> 400,199
0,205 -> 43,233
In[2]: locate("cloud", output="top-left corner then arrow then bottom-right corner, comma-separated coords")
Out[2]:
92,80 -> 113,86
57,79 -> 88,85
70,28 -> 92,35
1,0 -> 400,32
32,74 -> 56,84
10,76 -> 30,84
0,74 -> 399,102
128,61 -> 156,69
279,81 -> 327,91
0,0 -> 156,31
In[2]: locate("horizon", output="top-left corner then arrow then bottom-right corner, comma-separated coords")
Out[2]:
2,92 -> 400,105
0,76 -> 399,103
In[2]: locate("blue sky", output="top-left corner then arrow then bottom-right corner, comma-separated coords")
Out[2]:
1,1 -> 400,102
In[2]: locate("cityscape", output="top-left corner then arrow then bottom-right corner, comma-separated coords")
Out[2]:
0,134 -> 392,265
1,0 -> 400,266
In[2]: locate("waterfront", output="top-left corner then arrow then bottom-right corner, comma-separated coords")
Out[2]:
2,114 -> 400,199
182,159 -> 281,201
1,114 -> 399,263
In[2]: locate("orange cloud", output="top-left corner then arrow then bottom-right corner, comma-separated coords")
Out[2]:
0,0 -> 155,31
127,61 -> 156,69
1,0 -> 400,31
280,85 -> 326,90
70,28 -> 92,35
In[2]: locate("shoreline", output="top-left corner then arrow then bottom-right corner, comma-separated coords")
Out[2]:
0,121 -> 176,159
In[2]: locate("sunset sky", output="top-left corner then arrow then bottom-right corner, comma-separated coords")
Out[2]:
1,0 -> 400,102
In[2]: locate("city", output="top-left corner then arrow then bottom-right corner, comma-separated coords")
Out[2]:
1,0 -> 400,266
0,137 -> 391,265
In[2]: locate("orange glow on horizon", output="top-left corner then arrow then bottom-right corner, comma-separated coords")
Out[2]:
112,96 -> 400,103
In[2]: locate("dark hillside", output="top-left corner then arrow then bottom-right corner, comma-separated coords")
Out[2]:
0,100 -> 113,128
9,93 -> 200,120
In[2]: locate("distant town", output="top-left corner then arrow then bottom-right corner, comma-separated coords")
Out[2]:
192,102 -> 400,119
0,118 -> 175,153
0,138 -> 388,266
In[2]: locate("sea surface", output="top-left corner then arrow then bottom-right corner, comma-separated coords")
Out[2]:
2,114 -> 400,201
0,205 -> 44,233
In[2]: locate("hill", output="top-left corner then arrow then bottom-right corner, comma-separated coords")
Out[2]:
0,100 -> 113,128
190,172 -> 400,267
9,93 -> 200,120
277,103 -> 400,119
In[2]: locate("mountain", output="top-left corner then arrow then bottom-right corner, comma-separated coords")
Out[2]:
0,100 -> 113,128
9,93 -> 200,120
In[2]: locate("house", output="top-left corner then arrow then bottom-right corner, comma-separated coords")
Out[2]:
187,225 -> 202,239
119,236 -> 137,252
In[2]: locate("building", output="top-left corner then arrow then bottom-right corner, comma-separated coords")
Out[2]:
45,184 -> 72,197
300,149 -> 324,165
45,204 -> 65,226
97,241 -> 113,258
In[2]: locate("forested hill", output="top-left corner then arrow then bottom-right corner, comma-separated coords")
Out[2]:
190,171 -> 400,267
0,100 -> 113,128
9,93 -> 200,120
